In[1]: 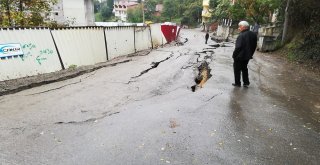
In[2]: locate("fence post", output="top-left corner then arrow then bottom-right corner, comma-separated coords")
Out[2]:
103,27 -> 109,61
49,29 -> 65,70
134,26 -> 137,53
149,26 -> 153,49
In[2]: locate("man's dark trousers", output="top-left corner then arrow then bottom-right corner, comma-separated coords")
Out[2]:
233,60 -> 250,85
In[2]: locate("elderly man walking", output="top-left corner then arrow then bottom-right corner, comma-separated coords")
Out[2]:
232,21 -> 257,87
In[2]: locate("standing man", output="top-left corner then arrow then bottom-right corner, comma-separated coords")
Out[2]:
205,32 -> 209,44
232,21 -> 257,87
252,22 -> 260,36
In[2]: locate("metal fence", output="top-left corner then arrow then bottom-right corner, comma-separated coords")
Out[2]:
0,28 -> 62,81
0,25 -> 162,81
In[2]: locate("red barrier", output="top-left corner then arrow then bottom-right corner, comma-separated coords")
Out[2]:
161,25 -> 177,43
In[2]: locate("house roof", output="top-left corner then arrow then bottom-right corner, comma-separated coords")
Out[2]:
114,0 -> 138,7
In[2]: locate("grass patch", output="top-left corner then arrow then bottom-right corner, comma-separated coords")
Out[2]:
68,64 -> 77,70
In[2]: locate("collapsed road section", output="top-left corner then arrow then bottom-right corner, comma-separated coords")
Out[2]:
191,48 -> 214,92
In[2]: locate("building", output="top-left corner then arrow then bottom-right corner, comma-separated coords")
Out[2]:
202,0 -> 236,24
202,0 -> 211,24
154,4 -> 163,17
113,0 -> 141,22
50,0 -> 94,26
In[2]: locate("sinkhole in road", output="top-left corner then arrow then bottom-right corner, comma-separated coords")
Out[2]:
191,61 -> 212,92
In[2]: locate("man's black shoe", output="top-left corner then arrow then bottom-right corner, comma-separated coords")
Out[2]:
243,84 -> 250,88
232,83 -> 241,87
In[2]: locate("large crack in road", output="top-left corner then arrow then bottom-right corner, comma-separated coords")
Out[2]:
55,111 -> 120,125
127,53 -> 174,84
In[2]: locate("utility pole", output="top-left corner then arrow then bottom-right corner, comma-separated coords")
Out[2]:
142,0 -> 145,23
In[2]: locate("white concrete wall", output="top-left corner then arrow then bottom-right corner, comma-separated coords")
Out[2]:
50,0 -> 94,26
63,0 -> 86,26
105,27 -> 135,60
150,23 -> 167,48
0,28 -> 62,81
84,0 -> 95,25
51,27 -> 107,68
50,0 -> 65,24
0,25 -> 157,81
216,25 -> 230,39
135,26 -> 152,51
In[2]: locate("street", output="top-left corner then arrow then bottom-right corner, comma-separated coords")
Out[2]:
0,29 -> 319,165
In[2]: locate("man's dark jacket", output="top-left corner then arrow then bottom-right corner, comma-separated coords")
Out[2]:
232,29 -> 257,61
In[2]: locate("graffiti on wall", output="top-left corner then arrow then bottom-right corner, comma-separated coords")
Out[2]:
36,49 -> 54,65
22,43 -> 36,50
21,43 -> 54,65
20,43 -> 36,61
0,42 -> 54,65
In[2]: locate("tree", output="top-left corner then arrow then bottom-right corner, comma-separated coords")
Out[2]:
210,0 -> 281,24
100,3 -> 112,19
0,0 -> 57,27
156,0 -> 204,25
181,1 -> 202,25
209,0 -> 218,8
212,0 -> 231,21
99,0 -> 114,21
280,0 -> 320,61
228,2 -> 246,22
144,0 -> 158,21
237,0 -> 281,23
127,5 -> 143,23
94,0 -> 101,13
94,0 -> 114,22
107,0 -> 113,8
162,0 -> 177,21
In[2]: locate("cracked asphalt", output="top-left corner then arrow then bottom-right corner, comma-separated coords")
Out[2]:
0,29 -> 319,165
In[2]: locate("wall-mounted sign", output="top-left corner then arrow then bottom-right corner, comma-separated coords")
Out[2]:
0,43 -> 24,58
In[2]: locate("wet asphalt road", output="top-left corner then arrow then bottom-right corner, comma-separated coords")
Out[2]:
0,29 -> 319,165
